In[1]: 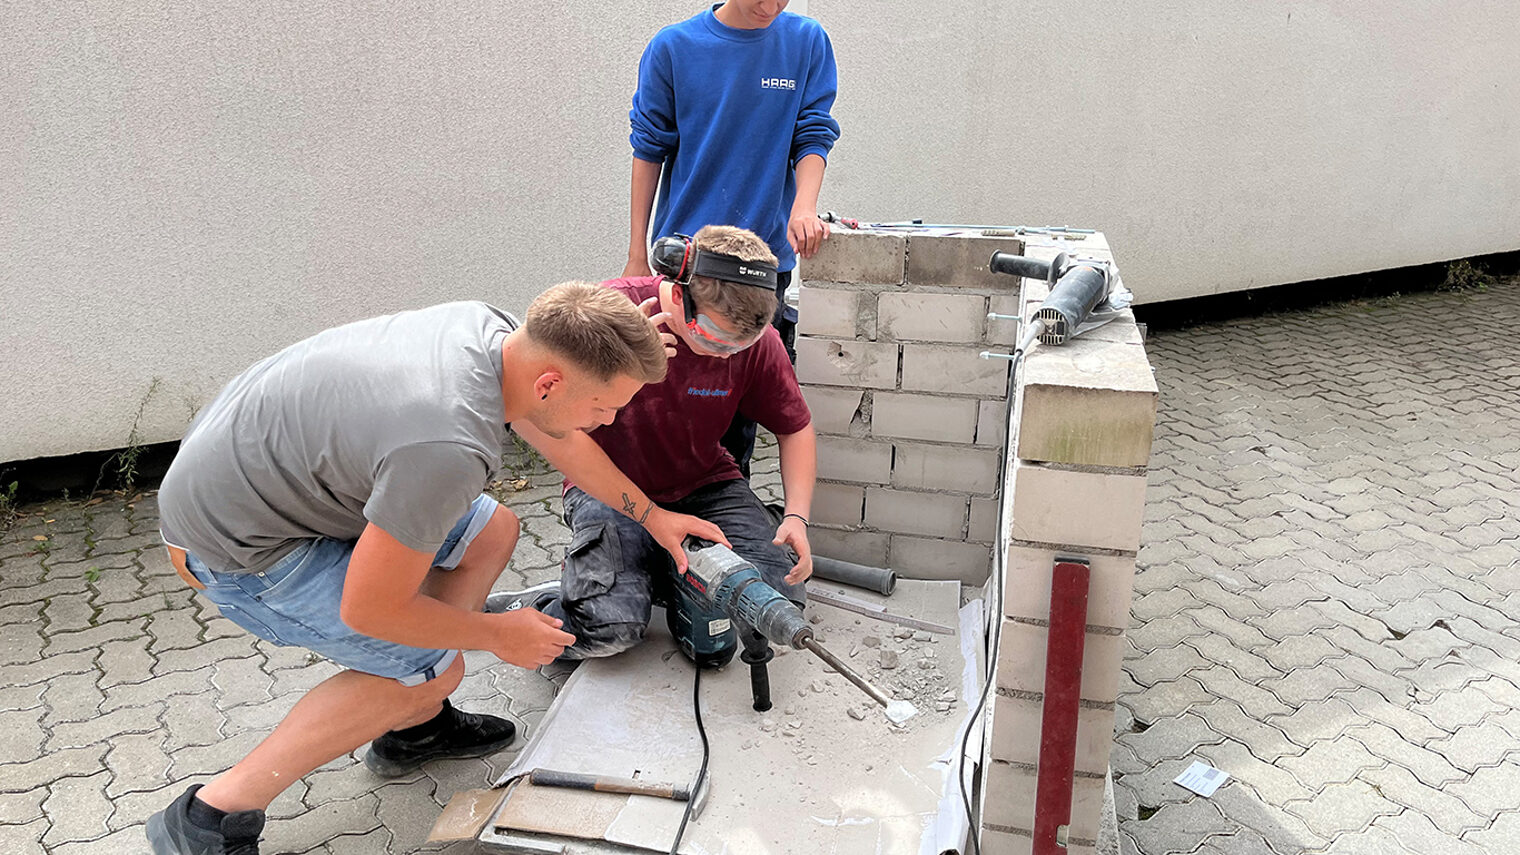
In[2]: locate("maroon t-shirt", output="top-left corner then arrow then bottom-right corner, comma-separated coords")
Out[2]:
569,276 -> 812,503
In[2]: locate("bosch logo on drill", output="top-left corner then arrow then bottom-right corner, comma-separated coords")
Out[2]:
760,78 -> 796,90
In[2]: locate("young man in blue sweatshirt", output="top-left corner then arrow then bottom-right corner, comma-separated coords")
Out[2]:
623,0 -> 840,474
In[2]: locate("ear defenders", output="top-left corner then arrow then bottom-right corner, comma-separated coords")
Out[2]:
650,233 -> 780,353
650,233 -> 779,291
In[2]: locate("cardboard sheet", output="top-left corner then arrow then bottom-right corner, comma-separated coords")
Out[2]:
479,580 -> 983,855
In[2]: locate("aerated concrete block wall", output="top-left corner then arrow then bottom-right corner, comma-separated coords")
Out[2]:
979,233 -> 1157,855
796,230 -> 1028,584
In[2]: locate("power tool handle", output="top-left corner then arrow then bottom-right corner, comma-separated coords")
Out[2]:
989,251 -> 1052,280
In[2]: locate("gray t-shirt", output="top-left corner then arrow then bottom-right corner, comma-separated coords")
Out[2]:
159,301 -> 518,574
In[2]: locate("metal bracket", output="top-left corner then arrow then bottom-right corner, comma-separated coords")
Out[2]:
1034,558 -> 1091,854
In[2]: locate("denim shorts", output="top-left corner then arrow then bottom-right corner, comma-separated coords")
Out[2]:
183,495 -> 501,686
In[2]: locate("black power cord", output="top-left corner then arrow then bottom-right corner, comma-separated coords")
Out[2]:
669,666 -> 709,855
957,344 -> 1029,855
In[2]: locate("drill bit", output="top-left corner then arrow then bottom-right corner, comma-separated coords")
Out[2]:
800,637 -> 918,723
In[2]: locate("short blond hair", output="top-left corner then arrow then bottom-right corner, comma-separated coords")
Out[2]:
525,282 -> 667,383
688,225 -> 779,339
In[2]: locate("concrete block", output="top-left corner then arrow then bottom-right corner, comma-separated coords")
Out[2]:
795,337 -> 898,390
864,488 -> 968,538
815,437 -> 892,484
979,827 -> 1033,855
797,287 -> 863,338
876,292 -> 986,343
906,233 -> 1025,288
1009,462 -> 1147,553
889,535 -> 990,584
871,393 -> 978,444
988,295 -> 1022,347
1002,546 -> 1136,631
976,399 -> 1009,448
1017,338 -> 1158,468
801,231 -> 905,285
984,762 -> 1108,841
901,344 -> 1011,398
811,483 -> 865,528
891,442 -> 1000,494
809,527 -> 889,567
801,387 -> 864,436
995,619 -> 1126,704
969,497 -> 999,542
990,695 -> 1116,776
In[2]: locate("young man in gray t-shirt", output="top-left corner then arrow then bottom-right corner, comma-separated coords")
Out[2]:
146,283 -> 727,855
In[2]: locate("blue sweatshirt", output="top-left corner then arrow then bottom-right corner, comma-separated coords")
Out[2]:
630,5 -> 840,273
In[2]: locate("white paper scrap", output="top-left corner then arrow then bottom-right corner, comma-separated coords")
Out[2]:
1173,761 -> 1230,797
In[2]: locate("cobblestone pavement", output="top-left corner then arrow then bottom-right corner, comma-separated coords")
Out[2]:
4,281 -> 1519,854
0,434 -> 784,855
1116,278 -> 1520,854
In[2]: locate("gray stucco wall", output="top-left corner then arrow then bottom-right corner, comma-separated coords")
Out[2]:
4,2 -> 1517,462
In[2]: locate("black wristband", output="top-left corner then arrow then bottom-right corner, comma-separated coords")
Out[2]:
783,513 -> 809,527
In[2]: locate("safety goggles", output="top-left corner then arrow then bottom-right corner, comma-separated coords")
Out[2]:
686,311 -> 761,355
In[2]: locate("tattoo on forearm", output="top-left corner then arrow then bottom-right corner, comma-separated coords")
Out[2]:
638,504 -> 652,524
621,493 -> 638,518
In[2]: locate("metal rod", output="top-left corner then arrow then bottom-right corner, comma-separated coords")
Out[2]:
809,588 -> 954,635
800,637 -> 892,708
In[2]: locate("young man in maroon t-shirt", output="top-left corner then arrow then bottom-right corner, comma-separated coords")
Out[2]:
501,225 -> 816,659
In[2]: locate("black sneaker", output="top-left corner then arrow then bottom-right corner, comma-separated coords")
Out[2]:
146,784 -> 264,855
484,579 -> 561,614
363,700 -> 517,777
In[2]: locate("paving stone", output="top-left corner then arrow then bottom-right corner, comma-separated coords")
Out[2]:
1118,712 -> 1226,765
41,671 -> 107,724
1409,684 -> 1502,730
1206,784 -> 1331,855
1185,605 -> 1274,650
1425,720 -> 1518,774
1277,739 -> 1385,790
1283,780 -> 1401,839
1125,642 -> 1211,687
1124,798 -> 1234,855
48,824 -> 157,855
0,787 -> 47,825
259,793 -> 382,855
151,634 -> 259,675
1187,700 -> 1302,762
0,819 -> 47,855
1182,634 -> 1281,683
48,701 -> 165,751
43,617 -> 148,656
1344,721 -> 1464,788
97,637 -> 156,688
1326,654 -> 1416,704
168,730 -> 265,778
0,708 -> 47,765
1260,633 -> 1342,671
1464,809 -> 1520,855
104,732 -> 173,798
1194,739 -> 1313,805
41,770 -> 114,847
0,743 -> 110,794
1190,666 -> 1292,719
1359,763 -> 1486,836
101,665 -> 213,713
1313,825 -> 1417,855
1125,676 -> 1216,725
1445,758 -> 1520,818
159,690 -> 228,752
1265,661 -> 1360,707
1369,811 -> 1487,855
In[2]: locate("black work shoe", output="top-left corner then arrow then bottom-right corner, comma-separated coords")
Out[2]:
484,579 -> 561,614
363,701 -> 517,777
146,784 -> 265,855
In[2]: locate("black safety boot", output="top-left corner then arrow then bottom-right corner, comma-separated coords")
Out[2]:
146,784 -> 264,855
363,699 -> 517,777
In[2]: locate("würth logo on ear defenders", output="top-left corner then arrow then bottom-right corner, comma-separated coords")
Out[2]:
761,78 -> 796,90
